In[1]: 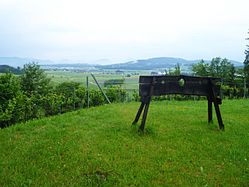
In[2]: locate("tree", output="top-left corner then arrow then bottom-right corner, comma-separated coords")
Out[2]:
192,59 -> 209,76
209,57 -> 222,77
207,57 -> 235,84
244,30 -> 249,85
220,58 -> 235,84
20,62 -> 52,119
0,73 -> 20,107
228,64 -> 236,85
0,73 -> 25,127
173,63 -> 181,75
20,62 -> 51,97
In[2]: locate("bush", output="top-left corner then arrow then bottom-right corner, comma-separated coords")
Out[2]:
89,89 -> 105,106
105,86 -> 127,103
55,82 -> 81,112
41,93 -> 63,116
0,73 -> 23,127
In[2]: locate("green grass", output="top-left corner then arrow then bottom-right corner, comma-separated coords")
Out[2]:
46,70 -> 140,90
1,100 -> 249,186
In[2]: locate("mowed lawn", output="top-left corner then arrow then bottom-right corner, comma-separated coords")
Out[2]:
0,100 -> 249,186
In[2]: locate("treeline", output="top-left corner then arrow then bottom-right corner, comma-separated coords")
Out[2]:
104,78 -> 124,87
0,65 -> 22,74
0,63 -> 127,128
192,57 -> 247,98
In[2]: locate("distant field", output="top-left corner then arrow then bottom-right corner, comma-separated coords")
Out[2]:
1,100 -> 248,186
45,70 -> 141,90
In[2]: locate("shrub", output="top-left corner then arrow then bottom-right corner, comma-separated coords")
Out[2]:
89,89 -> 105,106
105,85 -> 127,103
0,73 -> 23,127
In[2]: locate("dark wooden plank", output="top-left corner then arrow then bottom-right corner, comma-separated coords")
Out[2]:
213,100 -> 224,130
208,99 -> 213,123
139,100 -> 151,131
139,75 -> 221,97
210,84 -> 225,130
132,102 -> 145,125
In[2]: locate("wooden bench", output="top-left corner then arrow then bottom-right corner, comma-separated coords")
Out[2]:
132,75 -> 224,131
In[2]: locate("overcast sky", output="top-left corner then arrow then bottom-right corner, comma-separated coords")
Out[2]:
0,0 -> 248,63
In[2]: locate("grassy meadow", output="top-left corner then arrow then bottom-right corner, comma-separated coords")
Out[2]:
0,99 -> 249,186
45,70 -> 140,90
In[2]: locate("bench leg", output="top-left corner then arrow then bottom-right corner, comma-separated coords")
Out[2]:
139,99 -> 151,131
213,100 -> 224,130
208,99 -> 213,123
209,85 -> 224,130
132,102 -> 145,125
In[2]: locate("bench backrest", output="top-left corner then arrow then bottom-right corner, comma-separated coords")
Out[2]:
139,75 -> 221,97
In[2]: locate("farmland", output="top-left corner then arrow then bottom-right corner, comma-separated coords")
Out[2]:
45,70 -> 143,90
1,100 -> 249,186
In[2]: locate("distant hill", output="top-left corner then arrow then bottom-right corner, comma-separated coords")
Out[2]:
0,57 -> 53,68
40,63 -> 97,71
97,57 -> 243,70
0,65 -> 22,74
0,56 -> 243,71
230,60 -> 244,67
97,57 -> 197,70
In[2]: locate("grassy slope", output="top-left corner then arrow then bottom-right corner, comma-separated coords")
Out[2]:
0,100 -> 249,186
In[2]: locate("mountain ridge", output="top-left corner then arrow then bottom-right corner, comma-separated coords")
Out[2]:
0,56 -> 243,70
96,57 -> 243,70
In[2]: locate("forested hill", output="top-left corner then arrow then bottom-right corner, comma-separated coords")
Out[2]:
0,56 -> 243,71
96,57 -> 243,70
0,65 -> 22,74
96,57 -> 194,70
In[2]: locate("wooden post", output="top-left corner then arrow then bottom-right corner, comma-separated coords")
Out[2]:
91,73 -> 111,104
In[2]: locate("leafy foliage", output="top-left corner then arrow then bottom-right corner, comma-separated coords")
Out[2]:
105,85 -> 127,102
244,30 -> 249,85
20,62 -> 51,97
173,63 -> 181,75
0,65 -> 22,74
192,59 -> 209,76
0,64 -> 129,127
192,57 -> 241,98
0,73 -> 21,127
